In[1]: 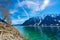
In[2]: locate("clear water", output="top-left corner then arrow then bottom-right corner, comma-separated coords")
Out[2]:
14,26 -> 60,40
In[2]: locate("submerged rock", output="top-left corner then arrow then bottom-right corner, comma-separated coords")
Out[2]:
0,21 -> 23,40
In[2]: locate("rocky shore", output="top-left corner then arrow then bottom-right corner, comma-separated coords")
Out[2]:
0,22 -> 24,40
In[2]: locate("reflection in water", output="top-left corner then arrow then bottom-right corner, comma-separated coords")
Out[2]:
14,26 -> 60,40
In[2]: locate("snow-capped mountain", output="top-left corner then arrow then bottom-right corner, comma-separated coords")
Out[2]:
22,14 -> 60,26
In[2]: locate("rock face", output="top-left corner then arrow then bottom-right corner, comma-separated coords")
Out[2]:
0,22 -> 23,40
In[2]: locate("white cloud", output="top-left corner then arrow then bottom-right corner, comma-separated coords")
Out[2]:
12,18 -> 29,24
17,0 -> 40,11
16,0 -> 50,17
17,0 -> 49,11
10,10 -> 18,14
12,19 -> 25,24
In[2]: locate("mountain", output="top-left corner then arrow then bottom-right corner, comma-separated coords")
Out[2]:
22,17 -> 42,26
22,14 -> 60,26
40,15 -> 60,26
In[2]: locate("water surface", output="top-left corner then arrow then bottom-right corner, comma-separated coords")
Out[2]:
14,26 -> 60,40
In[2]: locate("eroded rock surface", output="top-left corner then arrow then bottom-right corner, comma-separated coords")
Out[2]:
0,22 -> 23,40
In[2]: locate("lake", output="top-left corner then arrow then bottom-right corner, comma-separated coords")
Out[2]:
14,26 -> 60,40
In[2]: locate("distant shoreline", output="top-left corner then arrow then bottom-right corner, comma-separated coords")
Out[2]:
12,24 -> 60,27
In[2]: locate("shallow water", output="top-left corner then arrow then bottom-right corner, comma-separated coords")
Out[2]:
14,26 -> 60,40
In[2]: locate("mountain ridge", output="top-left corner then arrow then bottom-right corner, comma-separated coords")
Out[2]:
22,14 -> 60,26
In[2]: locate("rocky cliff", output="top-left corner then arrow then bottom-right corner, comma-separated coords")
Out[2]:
0,19 -> 24,40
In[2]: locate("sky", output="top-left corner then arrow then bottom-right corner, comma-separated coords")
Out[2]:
0,0 -> 60,24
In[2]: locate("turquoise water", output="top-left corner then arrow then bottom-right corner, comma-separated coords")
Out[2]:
14,26 -> 60,40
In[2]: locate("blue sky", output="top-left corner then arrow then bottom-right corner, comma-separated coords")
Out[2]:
0,0 -> 60,24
